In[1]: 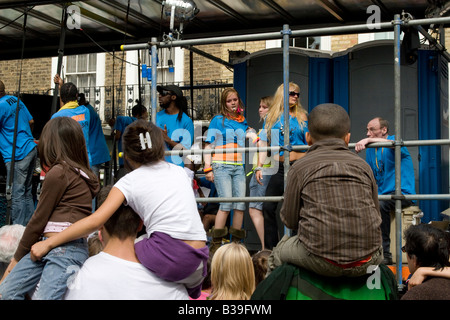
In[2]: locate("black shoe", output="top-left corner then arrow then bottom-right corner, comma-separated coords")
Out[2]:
382,257 -> 393,265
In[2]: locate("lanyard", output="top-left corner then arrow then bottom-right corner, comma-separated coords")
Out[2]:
375,147 -> 383,172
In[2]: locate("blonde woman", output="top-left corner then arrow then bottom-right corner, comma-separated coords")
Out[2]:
210,243 -> 255,300
255,82 -> 308,250
248,96 -> 273,251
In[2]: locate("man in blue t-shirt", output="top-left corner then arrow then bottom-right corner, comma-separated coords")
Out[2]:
0,80 -> 37,226
355,117 -> 416,265
156,85 -> 194,168
52,76 -> 91,164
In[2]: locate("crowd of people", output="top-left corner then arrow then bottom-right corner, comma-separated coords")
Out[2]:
0,77 -> 449,300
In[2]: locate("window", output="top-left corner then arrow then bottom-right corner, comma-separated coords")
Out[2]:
65,53 -> 97,101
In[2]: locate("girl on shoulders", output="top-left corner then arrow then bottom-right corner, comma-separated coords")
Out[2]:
0,117 -> 99,299
30,120 -> 208,299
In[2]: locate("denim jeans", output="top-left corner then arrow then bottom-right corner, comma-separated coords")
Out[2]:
212,162 -> 246,212
0,238 -> 88,300
248,171 -> 271,211
5,147 -> 37,226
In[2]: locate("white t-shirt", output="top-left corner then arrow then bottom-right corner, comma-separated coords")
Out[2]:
64,252 -> 189,300
114,161 -> 206,241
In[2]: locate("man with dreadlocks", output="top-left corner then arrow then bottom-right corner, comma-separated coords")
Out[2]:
156,84 -> 194,168
0,80 -> 37,226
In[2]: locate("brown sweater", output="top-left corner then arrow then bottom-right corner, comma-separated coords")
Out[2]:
401,277 -> 450,300
281,138 -> 382,264
14,164 -> 100,261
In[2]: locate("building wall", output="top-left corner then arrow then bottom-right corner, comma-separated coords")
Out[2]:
0,57 -> 52,94
182,41 -> 267,83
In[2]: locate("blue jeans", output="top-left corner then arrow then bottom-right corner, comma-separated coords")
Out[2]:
249,171 -> 271,211
5,147 -> 37,226
212,163 -> 246,212
0,238 -> 88,300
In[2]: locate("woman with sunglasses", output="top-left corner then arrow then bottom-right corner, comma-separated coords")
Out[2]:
255,82 -> 308,250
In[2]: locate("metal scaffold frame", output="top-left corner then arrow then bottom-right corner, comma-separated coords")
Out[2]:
122,14 -> 450,290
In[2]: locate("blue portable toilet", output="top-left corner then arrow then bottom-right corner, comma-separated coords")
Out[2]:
332,40 -> 449,222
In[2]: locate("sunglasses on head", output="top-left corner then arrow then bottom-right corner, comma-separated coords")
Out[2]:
289,91 -> 300,97
159,90 -> 173,96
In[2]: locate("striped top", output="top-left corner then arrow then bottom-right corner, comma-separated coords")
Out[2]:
281,138 -> 382,264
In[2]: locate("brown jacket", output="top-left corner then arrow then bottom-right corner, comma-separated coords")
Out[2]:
14,164 -> 99,261
281,138 -> 382,264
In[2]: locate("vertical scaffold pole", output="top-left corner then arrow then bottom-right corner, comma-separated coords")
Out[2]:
393,13 -> 404,291
151,38 -> 158,124
282,24 -> 291,236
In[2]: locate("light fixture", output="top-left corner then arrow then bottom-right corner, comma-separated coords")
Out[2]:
162,0 -> 199,39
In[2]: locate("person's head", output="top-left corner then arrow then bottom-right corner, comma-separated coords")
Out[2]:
220,88 -> 245,118
131,104 -> 148,120
122,119 -> 165,171
210,243 -> 255,300
265,82 -> 307,136
252,249 -> 271,286
0,80 -> 6,98
259,96 -> 272,121
0,224 -> 25,263
366,117 -> 389,139
88,232 -> 103,256
78,93 -> 87,106
306,103 -> 351,145
39,117 -> 93,179
157,84 -> 188,120
403,224 -> 450,275
96,185 -> 143,243
60,82 -> 78,105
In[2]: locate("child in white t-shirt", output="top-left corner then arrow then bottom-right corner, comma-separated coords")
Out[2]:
30,120 -> 208,299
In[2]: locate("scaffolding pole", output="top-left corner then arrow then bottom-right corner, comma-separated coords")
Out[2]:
393,13 -> 404,290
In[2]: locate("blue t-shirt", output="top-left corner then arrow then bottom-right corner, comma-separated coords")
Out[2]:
0,95 -> 36,162
205,115 -> 248,147
156,110 -> 194,167
52,103 -> 91,164
366,135 -> 416,195
259,114 -> 308,156
86,104 -> 111,166
114,115 -> 136,166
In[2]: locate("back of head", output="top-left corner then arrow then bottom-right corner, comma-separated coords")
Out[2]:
78,93 -> 87,106
122,119 -> 165,169
308,103 -> 350,141
60,82 -> 78,104
0,224 -> 25,263
39,117 -> 91,176
210,243 -> 255,300
404,224 -> 450,270
252,249 -> 271,285
97,185 -> 142,240
131,104 -> 147,118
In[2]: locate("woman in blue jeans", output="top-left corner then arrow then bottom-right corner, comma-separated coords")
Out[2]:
204,88 -> 250,256
0,117 -> 99,299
